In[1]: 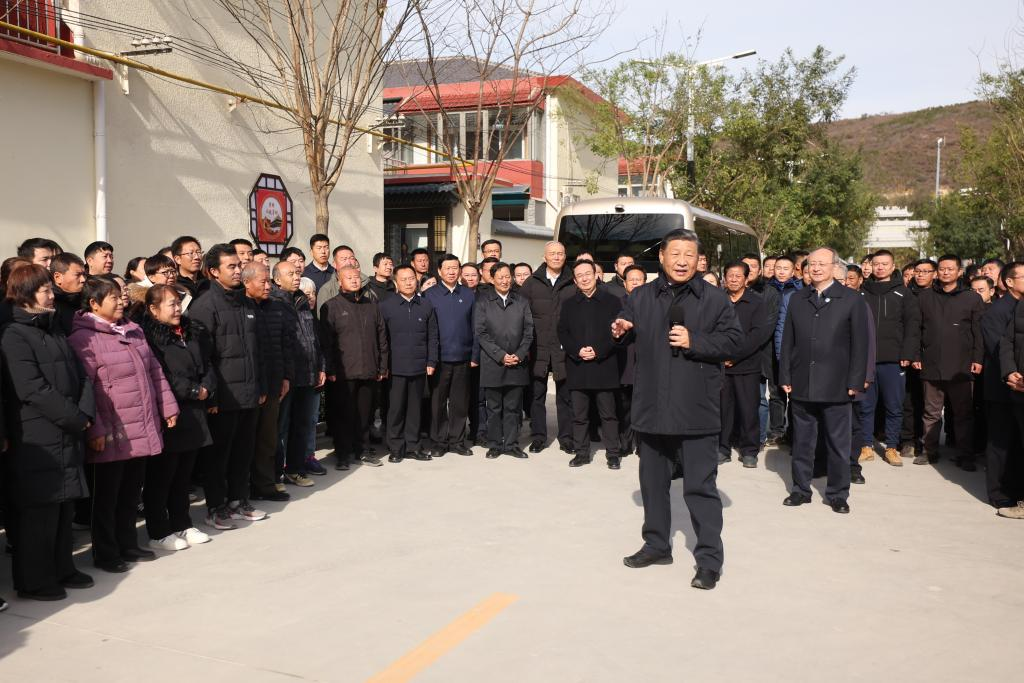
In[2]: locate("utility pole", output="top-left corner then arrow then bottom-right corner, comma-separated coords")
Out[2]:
934,137 -> 944,203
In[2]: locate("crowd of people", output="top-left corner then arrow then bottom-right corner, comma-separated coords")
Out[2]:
0,231 -> 1022,605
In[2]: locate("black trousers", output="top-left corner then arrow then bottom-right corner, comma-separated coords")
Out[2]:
332,379 -> 375,459
719,373 -> 760,459
91,458 -> 147,562
251,394 -> 282,494
485,385 -> 524,449
202,407 -> 259,510
571,389 -> 621,459
637,432 -> 723,572
616,385 -> 635,454
900,368 -> 925,449
529,374 -> 573,447
388,374 -> 426,458
990,401 -> 1024,505
468,365 -> 482,440
790,400 -> 852,501
8,500 -> 76,593
922,379 -> 973,459
430,361 -> 470,449
144,449 -> 198,539
850,399 -> 865,476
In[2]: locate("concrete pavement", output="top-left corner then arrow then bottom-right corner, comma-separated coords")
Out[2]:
1,438 -> 1022,682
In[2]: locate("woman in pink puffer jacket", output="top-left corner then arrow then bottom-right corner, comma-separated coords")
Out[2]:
68,277 -> 178,574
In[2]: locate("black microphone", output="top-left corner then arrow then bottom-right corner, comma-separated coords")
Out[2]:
668,301 -> 685,358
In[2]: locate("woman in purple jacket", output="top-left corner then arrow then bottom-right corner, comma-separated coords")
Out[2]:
68,277 -> 178,573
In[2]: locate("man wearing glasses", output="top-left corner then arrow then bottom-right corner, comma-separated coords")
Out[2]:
171,236 -> 206,300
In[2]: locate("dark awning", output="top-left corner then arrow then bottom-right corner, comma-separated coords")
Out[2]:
384,182 -> 459,208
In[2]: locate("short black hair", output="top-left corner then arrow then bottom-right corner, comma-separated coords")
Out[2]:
724,260 -> 750,278
229,238 -> 253,249
1001,261 -> 1024,286
393,263 -> 416,278
480,256 -> 500,266
437,253 -> 461,270
774,254 -> 795,266
461,263 -> 480,275
490,261 -> 511,278
5,263 -> 52,308
659,229 -> 700,252
793,249 -> 810,259
84,241 -> 113,259
279,246 -> 305,262
480,239 -> 502,252
915,258 -> 937,270
171,235 -> 201,256
846,264 -> 863,278
50,252 -> 85,275
372,252 -> 393,267
614,252 -> 634,265
740,253 -> 760,263
872,249 -> 895,261
623,264 -> 646,279
204,244 -> 237,272
514,262 -> 533,273
902,262 -> 916,272
123,256 -> 146,281
332,244 -> 355,258
937,254 -> 962,268
970,275 -> 995,289
572,259 -> 597,274
252,247 -> 267,258
410,248 -> 430,259
16,237 -> 53,259
982,258 -> 1006,269
309,233 -> 330,248
144,254 -> 176,278
81,275 -> 122,312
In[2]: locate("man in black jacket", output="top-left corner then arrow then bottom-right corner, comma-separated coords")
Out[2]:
603,253 -> 635,300
189,244 -> 268,530
858,249 -> 921,467
557,260 -> 623,469
744,253 -> 780,447
519,241 -> 576,453
720,262 -> 772,468
981,262 -> 1024,507
915,254 -> 985,469
50,253 -> 87,337
320,266 -> 389,469
380,265 -> 439,463
246,262 -> 295,502
612,230 -> 742,590
780,247 -> 868,514
171,236 -> 207,301
366,253 -> 397,302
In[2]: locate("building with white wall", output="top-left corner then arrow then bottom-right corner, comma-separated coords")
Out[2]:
865,206 -> 929,254
1,2 -> 383,263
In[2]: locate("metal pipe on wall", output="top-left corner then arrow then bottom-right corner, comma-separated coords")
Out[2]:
94,79 -> 107,242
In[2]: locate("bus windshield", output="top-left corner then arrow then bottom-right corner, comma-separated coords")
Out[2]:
559,213 -> 686,268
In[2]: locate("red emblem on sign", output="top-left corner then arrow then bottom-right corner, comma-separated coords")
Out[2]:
249,174 -> 293,255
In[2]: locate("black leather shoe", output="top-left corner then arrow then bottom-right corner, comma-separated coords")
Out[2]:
388,455 -> 403,463
958,457 -> 977,472
623,548 -> 673,568
826,498 -> 851,514
569,455 -> 591,467
485,448 -> 501,459
559,443 -> 574,454
851,468 -> 866,485
121,547 -> 156,563
450,445 -> 473,456
740,455 -> 757,468
95,558 -> 131,573
60,570 -> 94,589
783,492 -> 812,506
506,446 -> 528,459
251,489 -> 290,502
528,440 -> 544,453
607,456 -> 621,470
411,450 -> 432,462
335,458 -> 350,471
431,449 -> 447,459
691,567 -> 720,590
17,586 -> 67,601
718,452 -> 732,464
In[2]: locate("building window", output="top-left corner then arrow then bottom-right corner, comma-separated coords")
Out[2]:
493,204 -> 526,221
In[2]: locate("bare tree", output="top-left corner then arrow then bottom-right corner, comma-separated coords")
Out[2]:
393,0 -> 612,255
188,0 -> 418,236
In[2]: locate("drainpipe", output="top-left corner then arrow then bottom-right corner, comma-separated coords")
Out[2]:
94,80 -> 107,242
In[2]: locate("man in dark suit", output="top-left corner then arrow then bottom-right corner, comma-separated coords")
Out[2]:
557,260 -> 624,470
719,261 -> 772,468
612,229 -> 742,590
780,247 -> 869,514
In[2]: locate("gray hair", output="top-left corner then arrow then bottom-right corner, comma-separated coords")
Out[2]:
808,246 -> 841,265
241,262 -> 268,282
298,277 -> 316,295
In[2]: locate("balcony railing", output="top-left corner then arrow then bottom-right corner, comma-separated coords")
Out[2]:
1,0 -> 69,54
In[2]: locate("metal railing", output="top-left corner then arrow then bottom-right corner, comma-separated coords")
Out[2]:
1,0 -> 64,53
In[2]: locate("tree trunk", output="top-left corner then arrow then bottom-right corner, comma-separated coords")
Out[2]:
314,188 -> 330,238
466,208 -> 482,263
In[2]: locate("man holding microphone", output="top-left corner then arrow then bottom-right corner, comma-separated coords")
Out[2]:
612,229 -> 742,590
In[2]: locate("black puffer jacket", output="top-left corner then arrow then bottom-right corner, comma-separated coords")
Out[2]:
917,284 -> 984,381
320,289 -> 389,380
269,285 -> 323,388
0,308 -> 94,506
860,278 -> 921,363
557,287 -> 622,390
187,282 -> 265,410
142,315 -> 215,453
253,294 -> 295,396
519,266 -> 576,380
52,287 -> 82,338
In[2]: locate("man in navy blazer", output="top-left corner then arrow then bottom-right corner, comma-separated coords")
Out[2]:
780,247 -> 869,514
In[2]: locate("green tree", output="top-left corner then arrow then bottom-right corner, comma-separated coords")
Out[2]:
923,192 -> 1004,259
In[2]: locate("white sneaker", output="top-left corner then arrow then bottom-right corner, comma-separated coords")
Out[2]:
178,527 -> 211,545
149,535 -> 189,552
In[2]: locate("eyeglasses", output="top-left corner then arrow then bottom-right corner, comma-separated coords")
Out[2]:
178,251 -> 203,259
156,269 -> 176,277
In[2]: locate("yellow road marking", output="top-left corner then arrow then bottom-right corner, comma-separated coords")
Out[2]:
365,593 -> 520,683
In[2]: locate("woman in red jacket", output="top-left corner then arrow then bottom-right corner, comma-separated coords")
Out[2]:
68,276 -> 178,573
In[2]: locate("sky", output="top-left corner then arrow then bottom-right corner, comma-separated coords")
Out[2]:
592,0 -> 1021,118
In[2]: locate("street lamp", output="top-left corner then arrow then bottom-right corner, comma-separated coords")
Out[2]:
935,137 -> 944,202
